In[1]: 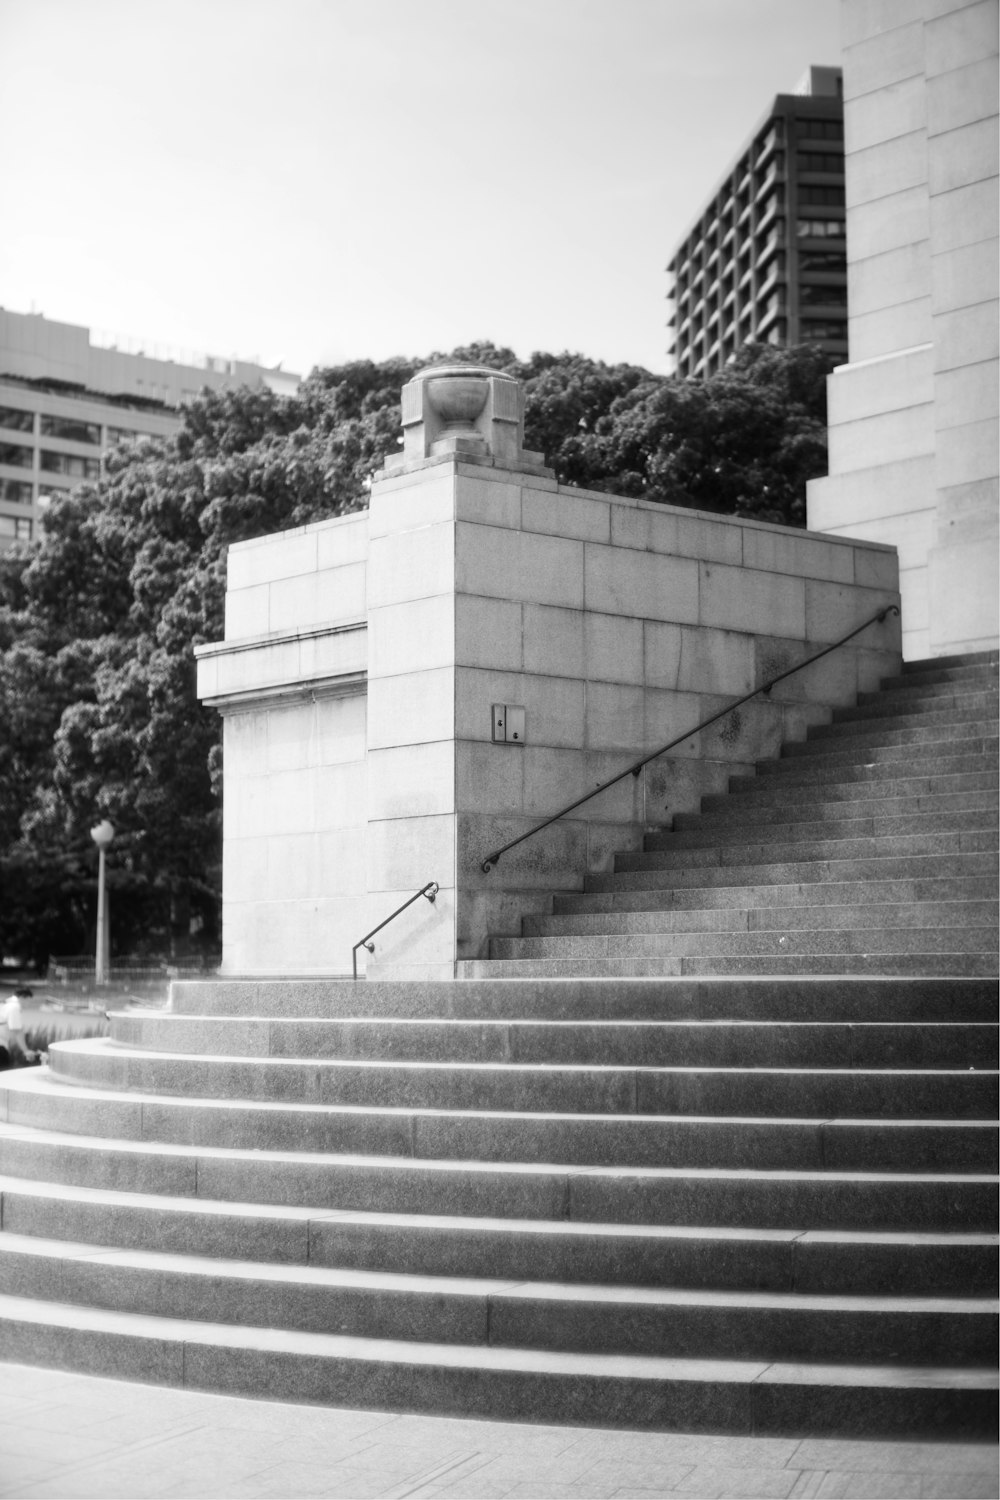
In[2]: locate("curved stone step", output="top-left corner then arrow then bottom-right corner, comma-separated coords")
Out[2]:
107,1012 -> 1000,1071
44,1041 -> 999,1121
0,1293 -> 995,1435
1,1234 -> 994,1367
2,1072 -> 993,1172
3,1176 -> 994,1294
2,1125 -> 993,1231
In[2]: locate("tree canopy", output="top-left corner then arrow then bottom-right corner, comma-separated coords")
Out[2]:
0,342 -> 833,967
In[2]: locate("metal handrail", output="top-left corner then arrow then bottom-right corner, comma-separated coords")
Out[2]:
351,882 -> 439,979
481,604 -> 900,873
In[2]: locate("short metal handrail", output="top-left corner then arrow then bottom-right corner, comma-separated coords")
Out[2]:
351,882 -> 440,979
482,604 -> 900,873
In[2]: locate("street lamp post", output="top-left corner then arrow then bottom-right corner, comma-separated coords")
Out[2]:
90,820 -> 115,986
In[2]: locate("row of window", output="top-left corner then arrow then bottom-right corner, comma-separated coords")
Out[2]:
41,451 -> 101,478
0,515 -> 32,539
796,218 -> 845,239
0,442 -> 101,478
798,185 -> 845,207
0,408 -> 156,446
796,152 -> 844,174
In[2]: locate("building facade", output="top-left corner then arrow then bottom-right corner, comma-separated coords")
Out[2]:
0,309 -> 301,552
666,67 -> 847,379
807,0 -> 998,660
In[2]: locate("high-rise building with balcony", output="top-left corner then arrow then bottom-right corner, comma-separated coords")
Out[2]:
666,67 -> 847,379
0,308 -> 301,553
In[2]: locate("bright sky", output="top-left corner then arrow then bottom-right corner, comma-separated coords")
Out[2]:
1,0 -> 841,379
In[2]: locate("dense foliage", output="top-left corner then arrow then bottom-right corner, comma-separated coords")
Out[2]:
0,343 -> 832,966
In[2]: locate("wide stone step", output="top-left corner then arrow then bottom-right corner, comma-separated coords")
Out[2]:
649,810 -> 998,850
900,649 -> 999,676
2,1177 -> 994,1295
3,1124 -> 993,1231
717,769 -> 998,809
492,929 -> 998,965
858,682 -> 998,713
526,904 -> 999,945
46,1042 -> 998,1121
617,832 -> 997,871
1,1294 -> 994,1436
745,749 -> 996,787
107,1012 -> 998,1071
787,726 -> 997,759
759,743 -> 995,779
166,975 -> 997,1024
820,700 -> 998,739
1,1234 -> 993,1368
678,789 -> 999,831
2,1071 -> 992,1172
566,878 -> 998,917
835,689 -> 998,724
592,852 -> 997,892
466,953 -> 998,978
880,663 -> 998,693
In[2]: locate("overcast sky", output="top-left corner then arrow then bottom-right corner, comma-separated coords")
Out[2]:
1,0 -> 841,378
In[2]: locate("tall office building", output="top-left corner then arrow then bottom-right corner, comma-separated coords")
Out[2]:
0,308 -> 301,553
666,67 -> 847,378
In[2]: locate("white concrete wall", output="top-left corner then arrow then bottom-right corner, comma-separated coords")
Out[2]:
197,512 -> 369,975
808,0 -> 998,660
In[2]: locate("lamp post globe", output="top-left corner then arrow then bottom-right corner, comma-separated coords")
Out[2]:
90,821 -> 115,986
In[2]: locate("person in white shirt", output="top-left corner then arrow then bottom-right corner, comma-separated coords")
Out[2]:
0,991 -> 36,1064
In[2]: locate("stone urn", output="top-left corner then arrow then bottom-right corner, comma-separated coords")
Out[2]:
421,364 -> 493,439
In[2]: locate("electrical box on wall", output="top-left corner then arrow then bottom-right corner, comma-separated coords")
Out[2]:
492,704 -> 526,744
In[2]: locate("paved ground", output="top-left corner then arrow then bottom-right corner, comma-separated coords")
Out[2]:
0,1362 -> 995,1499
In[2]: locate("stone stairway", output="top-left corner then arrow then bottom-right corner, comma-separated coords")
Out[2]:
0,652 -> 996,1436
466,651 -> 999,979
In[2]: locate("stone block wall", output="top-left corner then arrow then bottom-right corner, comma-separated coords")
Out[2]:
808,0 -> 998,660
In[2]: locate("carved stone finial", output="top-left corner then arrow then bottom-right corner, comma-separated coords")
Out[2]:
381,363 -> 552,477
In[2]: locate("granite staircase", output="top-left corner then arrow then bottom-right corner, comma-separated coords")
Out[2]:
468,650 -> 1000,979
0,652 -> 996,1436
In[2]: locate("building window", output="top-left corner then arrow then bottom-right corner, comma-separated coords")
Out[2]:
799,250 -> 846,273
0,405 -> 34,433
800,284 -> 848,306
39,414 -> 102,445
796,219 -> 846,239
799,185 -> 845,207
0,515 -> 32,538
40,450 -> 101,479
796,118 -> 843,141
801,319 -> 848,340
0,442 -> 33,469
0,479 -> 33,506
797,153 -> 844,174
